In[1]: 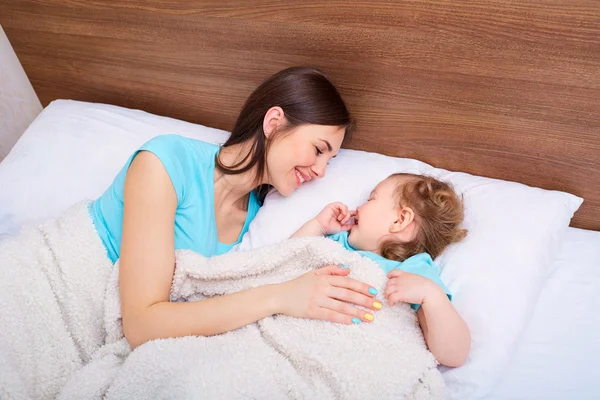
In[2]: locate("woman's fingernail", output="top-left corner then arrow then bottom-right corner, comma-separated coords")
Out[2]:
352,317 -> 361,324
369,287 -> 378,295
364,313 -> 374,322
340,265 -> 349,269
373,301 -> 383,310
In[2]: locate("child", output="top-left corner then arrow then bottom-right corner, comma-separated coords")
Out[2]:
291,173 -> 471,367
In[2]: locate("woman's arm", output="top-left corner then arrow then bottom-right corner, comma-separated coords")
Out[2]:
385,270 -> 470,367
120,153 -> 380,349
119,152 -> 282,348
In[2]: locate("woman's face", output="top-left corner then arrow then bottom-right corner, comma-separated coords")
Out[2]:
266,123 -> 345,196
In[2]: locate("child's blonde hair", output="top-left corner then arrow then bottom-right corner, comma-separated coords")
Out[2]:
380,173 -> 467,261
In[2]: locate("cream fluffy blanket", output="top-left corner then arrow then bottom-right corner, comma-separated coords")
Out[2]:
0,202 -> 445,399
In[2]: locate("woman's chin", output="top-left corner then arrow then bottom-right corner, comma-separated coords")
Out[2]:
272,182 -> 295,197
271,176 -> 310,196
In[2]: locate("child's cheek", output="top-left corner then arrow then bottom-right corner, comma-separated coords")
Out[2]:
348,229 -> 359,248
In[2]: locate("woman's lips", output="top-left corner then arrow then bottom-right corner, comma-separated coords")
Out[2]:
294,168 -> 310,186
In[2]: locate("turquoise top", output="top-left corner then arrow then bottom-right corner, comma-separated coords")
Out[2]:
89,134 -> 261,263
328,232 -> 452,311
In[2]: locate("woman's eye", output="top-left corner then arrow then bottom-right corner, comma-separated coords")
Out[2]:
314,146 -> 323,155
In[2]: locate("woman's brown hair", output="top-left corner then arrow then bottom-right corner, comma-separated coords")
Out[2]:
215,66 -> 355,202
380,173 -> 467,261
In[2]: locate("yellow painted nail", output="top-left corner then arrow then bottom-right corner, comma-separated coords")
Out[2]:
364,313 -> 374,322
373,301 -> 383,310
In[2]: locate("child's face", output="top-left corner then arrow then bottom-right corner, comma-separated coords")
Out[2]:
348,177 -> 401,252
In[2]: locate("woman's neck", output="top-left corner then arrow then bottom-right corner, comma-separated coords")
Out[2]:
213,142 -> 263,212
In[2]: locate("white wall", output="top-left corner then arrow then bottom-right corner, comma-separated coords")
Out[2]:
0,25 -> 42,161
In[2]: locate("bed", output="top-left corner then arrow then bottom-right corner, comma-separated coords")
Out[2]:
1,1 -> 599,399
490,227 -> 600,399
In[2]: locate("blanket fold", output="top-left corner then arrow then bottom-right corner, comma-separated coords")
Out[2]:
0,202 -> 113,400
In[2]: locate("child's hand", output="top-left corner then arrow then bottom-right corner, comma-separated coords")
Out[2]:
315,202 -> 356,235
385,270 -> 444,307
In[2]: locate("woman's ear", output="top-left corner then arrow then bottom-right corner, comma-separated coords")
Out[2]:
263,106 -> 285,138
390,207 -> 415,233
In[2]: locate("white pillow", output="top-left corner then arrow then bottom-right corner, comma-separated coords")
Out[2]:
239,149 -> 583,399
0,100 -> 583,399
0,100 -> 229,238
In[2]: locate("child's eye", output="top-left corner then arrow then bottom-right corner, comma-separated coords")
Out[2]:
314,146 -> 323,155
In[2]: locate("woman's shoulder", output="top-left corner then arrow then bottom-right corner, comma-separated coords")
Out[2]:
139,134 -> 220,167
133,135 -> 220,203
142,134 -> 219,158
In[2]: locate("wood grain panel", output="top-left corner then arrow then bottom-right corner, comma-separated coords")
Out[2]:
1,0 -> 599,229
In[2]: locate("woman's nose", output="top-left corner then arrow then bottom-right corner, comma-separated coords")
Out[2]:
311,159 -> 327,178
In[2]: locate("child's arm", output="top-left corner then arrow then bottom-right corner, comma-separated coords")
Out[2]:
385,270 -> 470,367
416,290 -> 470,367
291,218 -> 325,238
291,202 -> 356,239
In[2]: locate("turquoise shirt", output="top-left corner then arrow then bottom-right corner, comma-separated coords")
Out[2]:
89,135 -> 261,263
328,232 -> 452,311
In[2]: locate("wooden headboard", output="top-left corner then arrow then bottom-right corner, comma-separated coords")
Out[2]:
2,1 -> 599,230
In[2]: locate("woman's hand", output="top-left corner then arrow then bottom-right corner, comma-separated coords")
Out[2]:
274,265 -> 383,324
315,202 -> 356,235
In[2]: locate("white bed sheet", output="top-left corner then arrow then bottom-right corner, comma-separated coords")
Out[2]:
487,227 -> 600,399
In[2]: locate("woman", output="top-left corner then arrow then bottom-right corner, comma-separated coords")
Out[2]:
90,67 -> 382,348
